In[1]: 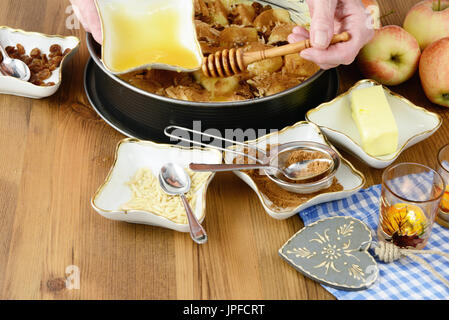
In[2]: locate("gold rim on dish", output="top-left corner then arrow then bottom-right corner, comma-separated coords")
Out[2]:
94,0 -> 203,75
91,138 -> 222,226
0,25 -> 80,87
305,79 -> 443,163
225,120 -> 366,214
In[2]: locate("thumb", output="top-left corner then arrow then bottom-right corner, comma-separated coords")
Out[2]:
307,0 -> 337,49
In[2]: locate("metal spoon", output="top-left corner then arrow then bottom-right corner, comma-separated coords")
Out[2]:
189,158 -> 334,181
0,44 -> 31,81
158,163 -> 207,244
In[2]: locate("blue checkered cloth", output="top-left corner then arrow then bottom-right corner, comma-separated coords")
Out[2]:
299,184 -> 449,300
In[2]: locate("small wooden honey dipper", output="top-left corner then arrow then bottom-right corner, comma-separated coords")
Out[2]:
202,31 -> 351,77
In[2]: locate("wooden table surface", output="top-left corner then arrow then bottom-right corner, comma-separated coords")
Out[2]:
0,0 -> 447,300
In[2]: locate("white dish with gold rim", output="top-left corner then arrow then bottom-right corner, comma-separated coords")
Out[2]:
95,0 -> 203,74
223,121 -> 366,219
91,138 -> 222,232
0,26 -> 80,99
306,80 -> 442,169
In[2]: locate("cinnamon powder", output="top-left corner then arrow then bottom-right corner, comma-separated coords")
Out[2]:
234,145 -> 343,209
248,173 -> 343,209
284,150 -> 332,182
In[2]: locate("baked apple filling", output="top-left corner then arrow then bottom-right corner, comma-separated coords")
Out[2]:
118,0 -> 319,102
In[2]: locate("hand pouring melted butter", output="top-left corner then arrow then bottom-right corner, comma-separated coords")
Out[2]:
96,0 -> 203,74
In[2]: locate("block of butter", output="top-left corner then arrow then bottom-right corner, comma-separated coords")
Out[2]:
350,85 -> 398,157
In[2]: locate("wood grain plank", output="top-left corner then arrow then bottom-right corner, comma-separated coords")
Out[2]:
0,95 -> 32,293
0,0 -> 446,300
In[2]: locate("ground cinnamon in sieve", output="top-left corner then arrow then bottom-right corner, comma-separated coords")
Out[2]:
286,150 -> 331,174
234,145 -> 343,209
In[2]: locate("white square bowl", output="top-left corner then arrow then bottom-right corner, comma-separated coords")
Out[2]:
91,138 -> 222,232
0,26 -> 80,99
306,80 -> 442,169
223,121 -> 366,219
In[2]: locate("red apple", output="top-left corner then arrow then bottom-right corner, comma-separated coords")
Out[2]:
362,0 -> 382,29
404,0 -> 449,50
357,25 -> 421,86
419,37 -> 449,107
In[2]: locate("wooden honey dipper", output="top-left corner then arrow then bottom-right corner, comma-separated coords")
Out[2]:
202,31 -> 351,78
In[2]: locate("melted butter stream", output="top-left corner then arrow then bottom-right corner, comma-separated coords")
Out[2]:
99,1 -> 201,73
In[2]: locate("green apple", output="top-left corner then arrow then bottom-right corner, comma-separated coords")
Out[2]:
404,0 -> 449,50
357,25 -> 421,86
419,37 -> 449,107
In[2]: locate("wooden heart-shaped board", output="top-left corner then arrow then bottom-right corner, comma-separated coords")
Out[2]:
279,216 -> 378,290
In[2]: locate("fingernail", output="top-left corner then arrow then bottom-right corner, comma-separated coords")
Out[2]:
313,31 -> 328,48
300,51 -> 311,60
287,34 -> 296,43
292,26 -> 302,34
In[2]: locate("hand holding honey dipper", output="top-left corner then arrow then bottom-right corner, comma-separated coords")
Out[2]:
288,0 -> 375,70
71,0 -> 374,72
